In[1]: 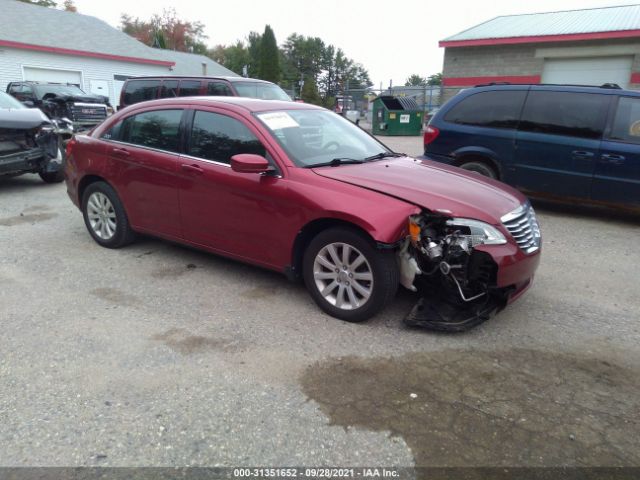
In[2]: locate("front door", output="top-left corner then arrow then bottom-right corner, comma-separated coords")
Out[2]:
593,95 -> 640,207
514,90 -> 610,199
177,109 -> 290,267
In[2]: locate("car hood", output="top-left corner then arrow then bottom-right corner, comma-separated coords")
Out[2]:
312,157 -> 527,224
0,108 -> 51,130
44,94 -> 108,105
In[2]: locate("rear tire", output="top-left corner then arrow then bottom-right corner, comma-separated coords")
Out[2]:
81,181 -> 135,249
303,227 -> 399,322
459,160 -> 498,179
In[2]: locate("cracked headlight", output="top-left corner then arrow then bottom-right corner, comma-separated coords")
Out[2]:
446,218 -> 507,246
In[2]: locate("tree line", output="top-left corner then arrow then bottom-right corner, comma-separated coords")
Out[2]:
119,10 -> 373,107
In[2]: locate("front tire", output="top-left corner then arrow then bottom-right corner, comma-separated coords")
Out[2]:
303,227 -> 399,322
38,141 -> 65,183
81,181 -> 135,248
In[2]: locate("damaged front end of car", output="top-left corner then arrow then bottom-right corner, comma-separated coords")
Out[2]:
397,212 -> 514,332
0,109 -> 62,177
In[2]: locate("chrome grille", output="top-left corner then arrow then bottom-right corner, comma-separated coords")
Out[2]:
501,203 -> 541,254
70,102 -> 107,125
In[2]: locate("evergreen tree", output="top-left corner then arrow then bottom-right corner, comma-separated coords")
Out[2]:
258,25 -> 280,83
301,76 -> 322,105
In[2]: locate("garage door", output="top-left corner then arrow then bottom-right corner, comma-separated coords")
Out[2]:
23,66 -> 82,86
542,56 -> 633,89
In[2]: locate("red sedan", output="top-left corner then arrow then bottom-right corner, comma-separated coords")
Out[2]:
65,97 -> 541,330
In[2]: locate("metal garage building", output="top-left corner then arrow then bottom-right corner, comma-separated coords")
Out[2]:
0,0 -> 236,106
440,5 -> 640,102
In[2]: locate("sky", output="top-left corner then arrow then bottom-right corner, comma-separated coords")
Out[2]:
74,0 -> 640,89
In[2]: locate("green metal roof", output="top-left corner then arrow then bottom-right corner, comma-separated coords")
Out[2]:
444,4 -> 640,42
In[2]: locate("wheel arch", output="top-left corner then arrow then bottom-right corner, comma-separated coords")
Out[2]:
78,174 -> 109,203
451,147 -> 502,179
288,217 -> 380,282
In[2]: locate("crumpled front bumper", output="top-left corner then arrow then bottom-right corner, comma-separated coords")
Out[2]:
404,244 -> 540,332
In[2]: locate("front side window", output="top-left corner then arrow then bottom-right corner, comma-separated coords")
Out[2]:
444,90 -> 526,129
207,82 -> 233,96
519,91 -> 609,139
123,80 -> 160,105
256,110 -> 389,167
189,111 -> 266,164
178,80 -> 201,97
608,96 -> 640,144
121,109 -> 183,152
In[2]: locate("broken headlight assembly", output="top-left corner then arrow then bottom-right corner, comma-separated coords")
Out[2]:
399,213 -> 508,331
444,218 -> 506,246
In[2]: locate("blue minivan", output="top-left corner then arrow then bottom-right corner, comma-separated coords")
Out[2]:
422,84 -> 640,209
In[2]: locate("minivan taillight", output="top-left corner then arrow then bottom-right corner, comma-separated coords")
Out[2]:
423,126 -> 440,146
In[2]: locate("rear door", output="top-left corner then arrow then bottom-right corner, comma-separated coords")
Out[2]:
514,90 -> 610,199
593,95 -> 640,207
103,108 -> 184,237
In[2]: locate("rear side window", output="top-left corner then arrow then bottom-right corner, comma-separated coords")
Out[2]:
178,80 -> 201,97
519,91 -> 609,139
123,80 -> 160,105
121,109 -> 183,153
444,91 -> 526,129
207,81 -> 233,96
160,80 -> 179,98
189,111 -> 265,164
608,96 -> 640,144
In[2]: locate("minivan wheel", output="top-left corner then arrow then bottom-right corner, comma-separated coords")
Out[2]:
81,181 -> 135,249
459,160 -> 497,179
303,227 -> 399,322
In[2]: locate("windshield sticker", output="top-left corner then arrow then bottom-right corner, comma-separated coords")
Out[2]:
258,112 -> 299,130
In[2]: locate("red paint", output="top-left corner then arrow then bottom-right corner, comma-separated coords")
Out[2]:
442,75 -> 541,87
440,29 -> 640,48
0,39 -> 174,66
65,97 -> 539,289
631,73 -> 640,84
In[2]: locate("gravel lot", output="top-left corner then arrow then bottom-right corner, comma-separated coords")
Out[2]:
1,135 -> 639,468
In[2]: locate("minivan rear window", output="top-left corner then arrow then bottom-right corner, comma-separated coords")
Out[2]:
123,80 -> 160,105
444,91 -> 526,129
519,91 -> 609,139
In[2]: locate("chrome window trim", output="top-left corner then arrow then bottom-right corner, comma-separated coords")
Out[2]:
104,139 -> 181,157
179,153 -> 231,168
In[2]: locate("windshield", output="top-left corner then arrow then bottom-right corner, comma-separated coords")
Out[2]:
234,82 -> 291,101
34,84 -> 86,99
256,110 -> 391,167
0,92 -> 26,109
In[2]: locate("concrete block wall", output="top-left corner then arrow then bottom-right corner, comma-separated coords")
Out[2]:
441,38 -> 640,103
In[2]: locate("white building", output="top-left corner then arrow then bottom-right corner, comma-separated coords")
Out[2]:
0,0 -> 237,106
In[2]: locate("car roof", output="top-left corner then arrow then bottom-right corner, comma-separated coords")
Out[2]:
127,96 -> 324,113
462,83 -> 640,97
124,76 -> 275,85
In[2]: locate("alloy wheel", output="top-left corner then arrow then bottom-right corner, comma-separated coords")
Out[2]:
313,242 -> 374,310
86,192 -> 117,240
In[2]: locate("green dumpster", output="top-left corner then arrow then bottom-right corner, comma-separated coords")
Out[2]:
372,96 -> 422,136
